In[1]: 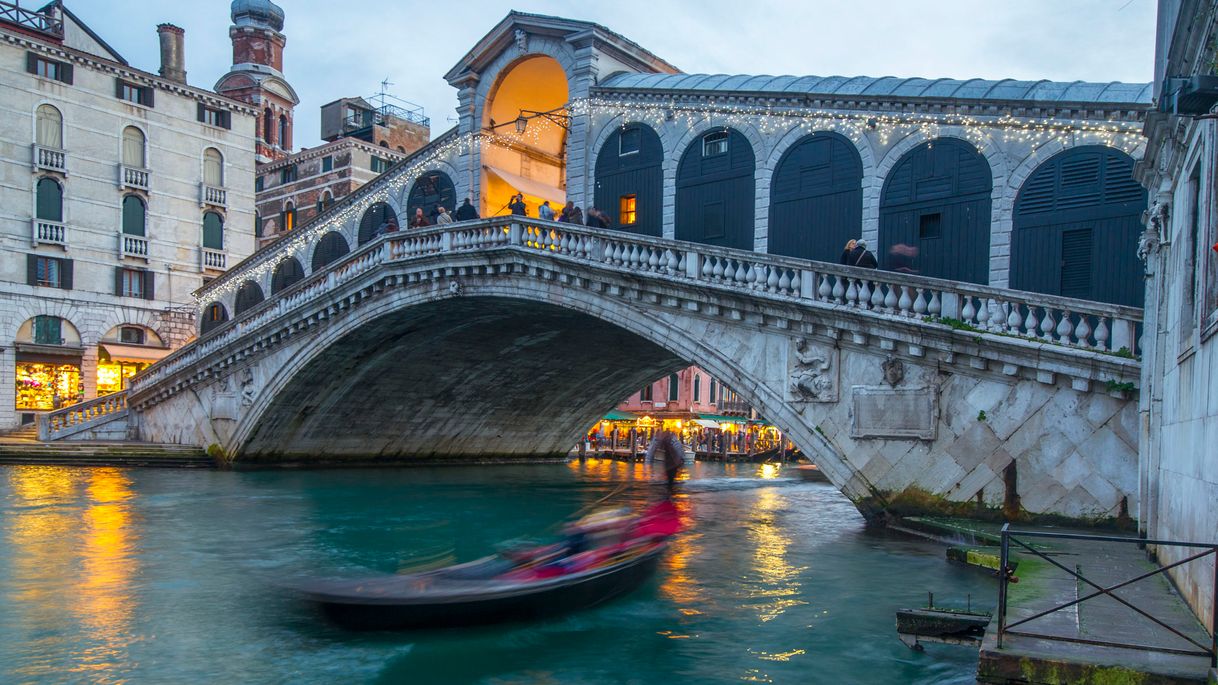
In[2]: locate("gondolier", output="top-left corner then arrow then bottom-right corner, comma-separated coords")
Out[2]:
646,429 -> 685,494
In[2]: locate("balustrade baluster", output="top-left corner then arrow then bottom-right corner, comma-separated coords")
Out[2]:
712,257 -> 725,279
898,286 -> 913,315
870,283 -> 885,310
1094,318 -> 1110,351
927,290 -> 941,317
845,278 -> 858,307
1056,311 -> 1074,344
778,269 -> 792,294
883,283 -> 898,313
976,299 -> 991,330
831,275 -> 845,303
1023,306 -> 1039,337
1040,308 -> 1056,339
913,288 -> 927,316
733,260 -> 747,284
961,296 -> 976,324
765,266 -> 779,291
818,274 -> 832,301
1074,316 -> 1092,347
702,256 -> 714,278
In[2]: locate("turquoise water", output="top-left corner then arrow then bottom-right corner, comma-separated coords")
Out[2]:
0,460 -> 994,684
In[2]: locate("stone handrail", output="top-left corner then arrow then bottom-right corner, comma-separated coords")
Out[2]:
134,217 -> 1143,394
37,391 -> 128,441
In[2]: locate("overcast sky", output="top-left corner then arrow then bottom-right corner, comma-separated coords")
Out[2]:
66,0 -> 1158,149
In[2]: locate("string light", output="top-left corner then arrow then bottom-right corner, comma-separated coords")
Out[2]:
198,96 -> 1145,311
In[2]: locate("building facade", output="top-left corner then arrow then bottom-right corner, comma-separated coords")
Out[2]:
1135,0 -> 1218,638
0,1 -> 256,428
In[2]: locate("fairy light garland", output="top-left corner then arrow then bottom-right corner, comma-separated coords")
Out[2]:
198,96 -> 1145,311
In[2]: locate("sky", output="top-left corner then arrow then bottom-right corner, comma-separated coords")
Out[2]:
63,0 -> 1158,150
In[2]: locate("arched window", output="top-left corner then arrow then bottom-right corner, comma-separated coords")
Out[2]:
768,132 -> 864,261
36,104 -> 63,148
122,126 -> 145,168
594,123 -> 663,236
317,191 -> 334,214
36,177 -> 62,221
278,114 -> 289,150
1011,146 -> 1146,306
204,148 -> 224,186
255,211 -> 262,238
676,128 -> 756,250
396,146 -> 406,153
263,108 -> 274,144
693,374 -> 702,403
879,138 -> 992,284
667,373 -> 680,402
406,171 -> 456,226
233,281 -> 265,315
271,257 -> 305,294
312,231 -> 350,271
357,202 -> 398,244
200,302 -> 229,335
202,211 -> 223,249
122,195 -> 145,236
379,141 -> 389,148
282,202 -> 296,232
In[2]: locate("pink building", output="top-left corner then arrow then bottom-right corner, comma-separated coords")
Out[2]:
615,366 -> 749,419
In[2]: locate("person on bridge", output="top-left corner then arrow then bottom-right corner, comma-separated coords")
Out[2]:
538,200 -> 555,221
839,239 -> 858,265
852,239 -> 878,269
410,207 -> 430,229
645,429 -> 685,495
455,198 -> 479,222
435,206 -> 454,225
509,194 -> 528,216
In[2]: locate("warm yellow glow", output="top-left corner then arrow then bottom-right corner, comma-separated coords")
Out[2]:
745,489 -> 808,623
96,360 -> 146,396
758,463 -> 779,480
619,194 -> 637,225
16,362 -> 81,410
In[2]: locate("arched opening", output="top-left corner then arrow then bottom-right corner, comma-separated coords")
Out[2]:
122,195 -> 145,236
15,314 -> 84,411
278,114 -> 289,150
407,172 -> 456,224
480,55 -> 569,217
200,302 -> 229,335
312,231 -> 351,271
594,123 -> 663,236
36,104 -> 63,148
234,281 -> 265,315
122,126 -> 145,168
203,211 -> 224,249
879,138 -> 992,284
676,128 -> 756,250
282,202 -> 296,233
263,108 -> 274,144
204,148 -> 224,187
271,257 -> 305,294
36,177 -> 62,221
96,324 -> 167,396
768,132 -> 863,261
1011,146 -> 1146,306
358,202 -> 398,245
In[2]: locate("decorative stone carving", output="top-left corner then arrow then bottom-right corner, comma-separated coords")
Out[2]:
882,356 -> 905,387
514,28 -> 529,52
449,280 -> 463,295
851,386 -> 938,440
1138,196 -> 1169,263
789,338 -> 837,402
210,372 -> 237,420
240,367 -> 256,407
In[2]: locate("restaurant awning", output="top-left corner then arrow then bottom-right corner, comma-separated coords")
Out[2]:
483,165 -> 567,206
602,410 -> 638,421
99,343 -> 172,364
697,414 -> 747,424
691,418 -> 721,429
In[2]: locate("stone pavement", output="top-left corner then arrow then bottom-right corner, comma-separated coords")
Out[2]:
977,530 -> 1215,684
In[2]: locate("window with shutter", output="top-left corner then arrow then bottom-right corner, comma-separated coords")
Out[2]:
204,148 -> 224,186
33,315 -> 62,345
36,177 -> 62,221
202,212 -> 224,249
1060,228 -> 1093,299
122,195 -> 145,236
122,127 -> 145,167
668,373 -> 679,402
35,105 -> 62,148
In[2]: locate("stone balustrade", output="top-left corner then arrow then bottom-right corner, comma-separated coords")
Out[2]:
201,247 -> 226,271
120,232 -> 149,260
37,391 -> 128,441
120,164 -> 150,191
201,184 -> 226,208
135,217 -> 1144,394
32,143 -> 66,173
32,219 -> 66,247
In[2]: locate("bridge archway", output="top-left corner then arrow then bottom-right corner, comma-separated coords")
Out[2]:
480,55 -> 569,217
407,171 -> 457,224
675,127 -> 756,250
271,257 -> 305,294
357,203 -> 397,245
233,281 -> 265,315
768,131 -> 863,262
594,123 -> 663,236
879,138 -> 991,284
1010,146 -> 1146,307
312,231 -> 351,271
200,302 -> 229,335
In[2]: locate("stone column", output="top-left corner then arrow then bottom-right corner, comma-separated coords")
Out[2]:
80,345 -> 98,402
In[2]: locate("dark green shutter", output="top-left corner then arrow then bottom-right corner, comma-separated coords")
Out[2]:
36,178 -> 62,222
143,86 -> 154,108
60,259 -> 73,290
197,103 -> 206,122
60,62 -> 72,84
26,52 -> 38,74
115,267 -> 125,296
26,254 -> 37,285
143,270 -> 155,300
115,78 -> 125,99
221,110 -> 231,129
122,196 -> 145,236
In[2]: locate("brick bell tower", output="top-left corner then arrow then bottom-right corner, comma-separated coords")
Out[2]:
214,0 -> 300,163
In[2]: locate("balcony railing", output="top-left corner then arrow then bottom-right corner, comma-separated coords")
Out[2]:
120,232 -> 149,260
31,219 -> 66,247
0,2 -> 64,38
201,184 -> 226,208
201,247 -> 226,271
32,144 -> 66,174
120,165 -> 150,191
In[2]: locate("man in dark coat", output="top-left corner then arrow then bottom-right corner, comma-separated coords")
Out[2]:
454,198 -> 479,222
645,429 -> 685,494
853,239 -> 878,269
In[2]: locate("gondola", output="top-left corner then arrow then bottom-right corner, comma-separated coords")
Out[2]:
297,501 -> 679,631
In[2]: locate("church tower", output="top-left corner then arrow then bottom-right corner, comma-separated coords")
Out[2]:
215,0 -> 299,163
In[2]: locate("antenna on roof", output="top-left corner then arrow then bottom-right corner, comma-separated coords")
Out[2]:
375,78 -> 394,108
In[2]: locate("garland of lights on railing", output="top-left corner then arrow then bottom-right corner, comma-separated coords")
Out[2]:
198,97 -> 1145,310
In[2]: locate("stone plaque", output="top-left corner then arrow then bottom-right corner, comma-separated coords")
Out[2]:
850,386 -> 938,439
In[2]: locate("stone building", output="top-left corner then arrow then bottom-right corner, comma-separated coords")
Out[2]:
1135,0 -> 1218,640
0,1 -> 256,428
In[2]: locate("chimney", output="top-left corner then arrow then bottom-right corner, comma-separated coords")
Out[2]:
157,24 -> 186,85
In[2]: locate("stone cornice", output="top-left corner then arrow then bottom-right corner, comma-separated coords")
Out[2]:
1,28 -> 258,115
256,137 -> 408,174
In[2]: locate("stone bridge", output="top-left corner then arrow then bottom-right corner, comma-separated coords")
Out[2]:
54,218 -> 1143,522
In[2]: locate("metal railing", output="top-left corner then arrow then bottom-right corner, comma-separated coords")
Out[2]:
997,524 -> 1217,667
37,391 -> 127,441
32,144 -> 66,173
0,1 -> 63,37
31,219 -> 65,247
120,164 -> 150,191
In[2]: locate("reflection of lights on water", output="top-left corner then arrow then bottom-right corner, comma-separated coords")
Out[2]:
758,463 -> 779,479
746,489 -> 808,623
72,469 -> 137,677
751,648 -> 806,662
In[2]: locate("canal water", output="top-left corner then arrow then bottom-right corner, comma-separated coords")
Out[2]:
0,460 -> 994,684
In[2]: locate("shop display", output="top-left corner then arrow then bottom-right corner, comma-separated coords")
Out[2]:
16,362 -> 82,410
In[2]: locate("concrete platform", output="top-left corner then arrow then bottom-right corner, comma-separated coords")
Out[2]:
0,434 -> 214,468
977,532 -> 1215,684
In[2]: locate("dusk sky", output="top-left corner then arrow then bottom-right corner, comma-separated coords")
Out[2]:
66,0 -> 1157,149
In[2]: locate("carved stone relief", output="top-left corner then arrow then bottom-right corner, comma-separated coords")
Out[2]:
788,338 -> 838,403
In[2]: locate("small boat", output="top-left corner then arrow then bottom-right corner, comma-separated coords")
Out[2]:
298,500 -> 680,631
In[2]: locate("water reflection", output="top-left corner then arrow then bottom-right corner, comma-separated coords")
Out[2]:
745,489 -> 808,623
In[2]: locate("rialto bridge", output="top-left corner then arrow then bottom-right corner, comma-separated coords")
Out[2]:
39,12 -> 1152,522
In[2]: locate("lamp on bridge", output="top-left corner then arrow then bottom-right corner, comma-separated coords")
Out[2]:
511,107 -> 570,133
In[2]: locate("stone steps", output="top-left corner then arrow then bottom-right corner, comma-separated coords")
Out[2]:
0,443 -> 215,468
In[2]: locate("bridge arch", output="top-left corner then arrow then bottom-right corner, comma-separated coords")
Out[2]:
312,231 -> 351,271
768,131 -> 864,262
407,170 -> 457,223
879,137 -> 992,284
593,122 -> 663,236
357,203 -> 397,245
271,257 -> 305,294
233,281 -> 265,316
199,302 -> 229,335
675,127 -> 756,250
